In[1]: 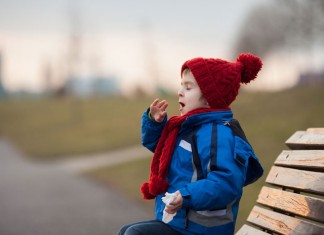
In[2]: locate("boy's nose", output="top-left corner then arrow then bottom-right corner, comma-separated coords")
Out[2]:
178,89 -> 183,97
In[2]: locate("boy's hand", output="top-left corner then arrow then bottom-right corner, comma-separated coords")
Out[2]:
165,191 -> 183,214
149,98 -> 168,123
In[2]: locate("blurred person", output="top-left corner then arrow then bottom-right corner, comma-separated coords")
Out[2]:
119,53 -> 264,235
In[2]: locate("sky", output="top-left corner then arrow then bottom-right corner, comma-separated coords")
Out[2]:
0,0 -> 314,95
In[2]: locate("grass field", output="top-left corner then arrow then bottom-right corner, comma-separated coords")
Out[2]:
1,85 -> 324,231
0,96 -> 179,159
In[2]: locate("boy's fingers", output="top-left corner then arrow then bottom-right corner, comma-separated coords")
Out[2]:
165,207 -> 173,214
169,197 -> 179,206
161,102 -> 168,111
169,193 -> 182,207
157,100 -> 166,108
158,111 -> 166,120
158,101 -> 169,112
151,98 -> 160,107
165,204 -> 180,214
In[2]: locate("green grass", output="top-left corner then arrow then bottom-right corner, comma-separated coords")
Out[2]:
2,87 -> 322,160
84,157 -> 155,215
1,86 -> 324,230
0,96 -> 179,159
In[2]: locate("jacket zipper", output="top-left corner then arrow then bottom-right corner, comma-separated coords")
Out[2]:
185,208 -> 189,229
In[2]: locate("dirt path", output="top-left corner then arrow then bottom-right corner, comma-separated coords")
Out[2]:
0,138 -> 152,235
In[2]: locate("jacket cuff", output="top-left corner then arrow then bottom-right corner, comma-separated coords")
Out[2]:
147,109 -> 154,121
144,108 -> 167,125
179,187 -> 192,208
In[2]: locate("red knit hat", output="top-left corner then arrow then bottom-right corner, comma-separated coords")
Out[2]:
181,53 -> 263,109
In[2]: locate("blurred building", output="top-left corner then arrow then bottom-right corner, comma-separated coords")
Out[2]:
297,71 -> 324,86
64,75 -> 119,97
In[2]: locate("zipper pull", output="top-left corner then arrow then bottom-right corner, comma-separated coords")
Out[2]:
223,120 -> 230,126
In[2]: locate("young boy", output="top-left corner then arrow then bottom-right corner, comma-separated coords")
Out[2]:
119,53 -> 264,235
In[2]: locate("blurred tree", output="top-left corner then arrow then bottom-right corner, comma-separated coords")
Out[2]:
233,0 -> 324,58
0,50 -> 7,98
42,60 -> 53,96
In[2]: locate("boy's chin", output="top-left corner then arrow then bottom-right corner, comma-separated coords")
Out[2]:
179,107 -> 185,116
179,108 -> 187,116
180,107 -> 196,115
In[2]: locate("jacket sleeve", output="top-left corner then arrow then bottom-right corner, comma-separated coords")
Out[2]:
141,108 -> 167,153
179,125 -> 254,211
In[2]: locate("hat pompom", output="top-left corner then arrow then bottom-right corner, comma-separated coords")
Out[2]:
141,182 -> 156,200
236,53 -> 262,84
149,175 -> 169,196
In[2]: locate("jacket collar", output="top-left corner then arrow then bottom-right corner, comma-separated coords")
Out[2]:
181,110 -> 233,128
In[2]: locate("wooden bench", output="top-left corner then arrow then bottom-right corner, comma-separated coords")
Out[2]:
236,128 -> 324,235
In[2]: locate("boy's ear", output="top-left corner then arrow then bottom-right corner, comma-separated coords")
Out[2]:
200,96 -> 209,107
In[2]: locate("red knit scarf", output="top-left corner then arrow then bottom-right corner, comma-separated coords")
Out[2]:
141,108 -> 218,200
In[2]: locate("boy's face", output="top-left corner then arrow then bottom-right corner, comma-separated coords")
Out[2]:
178,70 -> 209,115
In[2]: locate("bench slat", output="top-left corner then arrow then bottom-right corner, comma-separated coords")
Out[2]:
237,128 -> 324,234
275,150 -> 324,171
286,131 -> 324,150
257,186 -> 324,223
307,128 -> 324,133
235,224 -> 270,235
247,206 -> 324,235
266,166 -> 324,195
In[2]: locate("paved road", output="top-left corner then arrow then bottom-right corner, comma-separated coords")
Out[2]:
0,139 -> 152,235
56,145 -> 151,173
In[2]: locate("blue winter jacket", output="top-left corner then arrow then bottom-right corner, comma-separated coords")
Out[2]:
141,109 -> 263,235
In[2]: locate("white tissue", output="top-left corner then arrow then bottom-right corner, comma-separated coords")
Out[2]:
162,192 -> 177,223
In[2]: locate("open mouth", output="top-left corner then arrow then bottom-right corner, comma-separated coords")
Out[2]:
179,102 -> 185,109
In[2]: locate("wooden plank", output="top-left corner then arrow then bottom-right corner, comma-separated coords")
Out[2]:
286,131 -> 324,150
257,186 -> 324,223
266,166 -> 324,195
247,206 -> 324,235
307,128 -> 324,133
275,150 -> 324,171
235,224 -> 270,235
